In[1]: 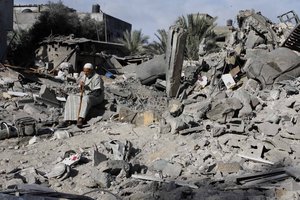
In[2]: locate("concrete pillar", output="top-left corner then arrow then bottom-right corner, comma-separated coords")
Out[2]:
165,25 -> 187,97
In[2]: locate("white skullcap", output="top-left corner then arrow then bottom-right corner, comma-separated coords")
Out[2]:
83,63 -> 93,69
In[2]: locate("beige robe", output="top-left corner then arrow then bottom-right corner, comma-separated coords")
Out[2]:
63,72 -> 104,121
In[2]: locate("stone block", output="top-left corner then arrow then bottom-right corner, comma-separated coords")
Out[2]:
91,169 -> 112,188
16,98 -> 34,109
98,160 -> 131,176
183,100 -> 211,122
206,97 -> 243,122
5,178 -> 24,189
257,122 -> 280,136
264,149 -> 289,163
169,99 -> 183,117
226,118 -> 245,134
217,162 -> 241,174
38,85 -> 60,107
150,159 -> 182,178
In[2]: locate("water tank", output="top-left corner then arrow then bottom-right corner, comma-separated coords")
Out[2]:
22,9 -> 33,13
92,4 -> 100,13
226,19 -> 233,26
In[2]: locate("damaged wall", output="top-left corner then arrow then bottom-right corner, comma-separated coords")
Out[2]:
0,0 -> 13,62
36,35 -> 129,73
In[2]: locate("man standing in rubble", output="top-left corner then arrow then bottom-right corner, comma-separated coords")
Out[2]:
59,63 -> 104,128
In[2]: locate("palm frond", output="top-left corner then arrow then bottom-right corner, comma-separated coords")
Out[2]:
118,29 -> 149,56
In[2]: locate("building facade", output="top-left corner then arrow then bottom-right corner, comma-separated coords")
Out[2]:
13,4 -> 48,31
13,4 -> 131,43
36,35 -> 129,73
78,4 -> 132,43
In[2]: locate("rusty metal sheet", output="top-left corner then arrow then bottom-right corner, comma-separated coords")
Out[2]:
282,23 -> 300,52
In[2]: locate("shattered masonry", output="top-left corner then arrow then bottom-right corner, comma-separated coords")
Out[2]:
1,8 -> 300,200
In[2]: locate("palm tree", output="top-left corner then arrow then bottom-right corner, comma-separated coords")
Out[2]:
146,29 -> 168,55
176,13 -> 218,60
118,29 -> 149,56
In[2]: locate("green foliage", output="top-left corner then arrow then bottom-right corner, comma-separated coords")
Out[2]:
146,29 -> 168,55
9,1 -> 105,65
7,30 -> 33,66
118,29 -> 149,56
30,1 -> 80,44
79,15 -> 105,41
176,13 -> 218,60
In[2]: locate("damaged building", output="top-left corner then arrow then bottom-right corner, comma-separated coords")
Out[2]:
13,4 -> 131,43
35,35 -> 129,74
2,7 -> 300,200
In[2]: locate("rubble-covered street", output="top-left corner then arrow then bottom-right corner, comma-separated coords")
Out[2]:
1,4 -> 300,200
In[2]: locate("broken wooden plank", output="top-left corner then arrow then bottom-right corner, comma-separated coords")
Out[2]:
179,126 -> 204,135
242,174 -> 289,186
236,168 -> 286,184
237,154 -> 274,165
131,174 -> 198,189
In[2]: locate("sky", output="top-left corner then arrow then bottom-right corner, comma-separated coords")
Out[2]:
14,0 -> 300,41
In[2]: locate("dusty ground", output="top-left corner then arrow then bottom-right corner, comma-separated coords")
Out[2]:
0,120 -> 202,199
1,70 -> 300,199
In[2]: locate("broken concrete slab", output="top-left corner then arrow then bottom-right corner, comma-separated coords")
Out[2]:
98,160 -> 131,177
182,100 -> 211,122
240,139 -> 264,159
93,151 -> 107,167
136,54 -> 167,85
206,97 -> 243,122
263,135 -> 292,153
150,159 -> 182,178
285,125 -> 300,136
131,174 -> 198,189
23,104 -> 49,121
5,178 -> 24,189
243,47 -> 300,89
245,30 -> 265,49
211,124 -> 226,137
256,122 -> 280,136
264,149 -> 290,164
36,85 -> 60,107
103,140 -> 132,161
232,89 -> 253,117
90,169 -> 112,188
243,78 -> 261,94
168,99 -> 183,117
164,113 -> 188,134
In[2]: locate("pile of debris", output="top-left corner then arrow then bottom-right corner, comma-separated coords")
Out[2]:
1,9 -> 300,200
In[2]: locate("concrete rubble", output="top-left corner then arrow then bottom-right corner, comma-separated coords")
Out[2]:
1,9 -> 300,200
